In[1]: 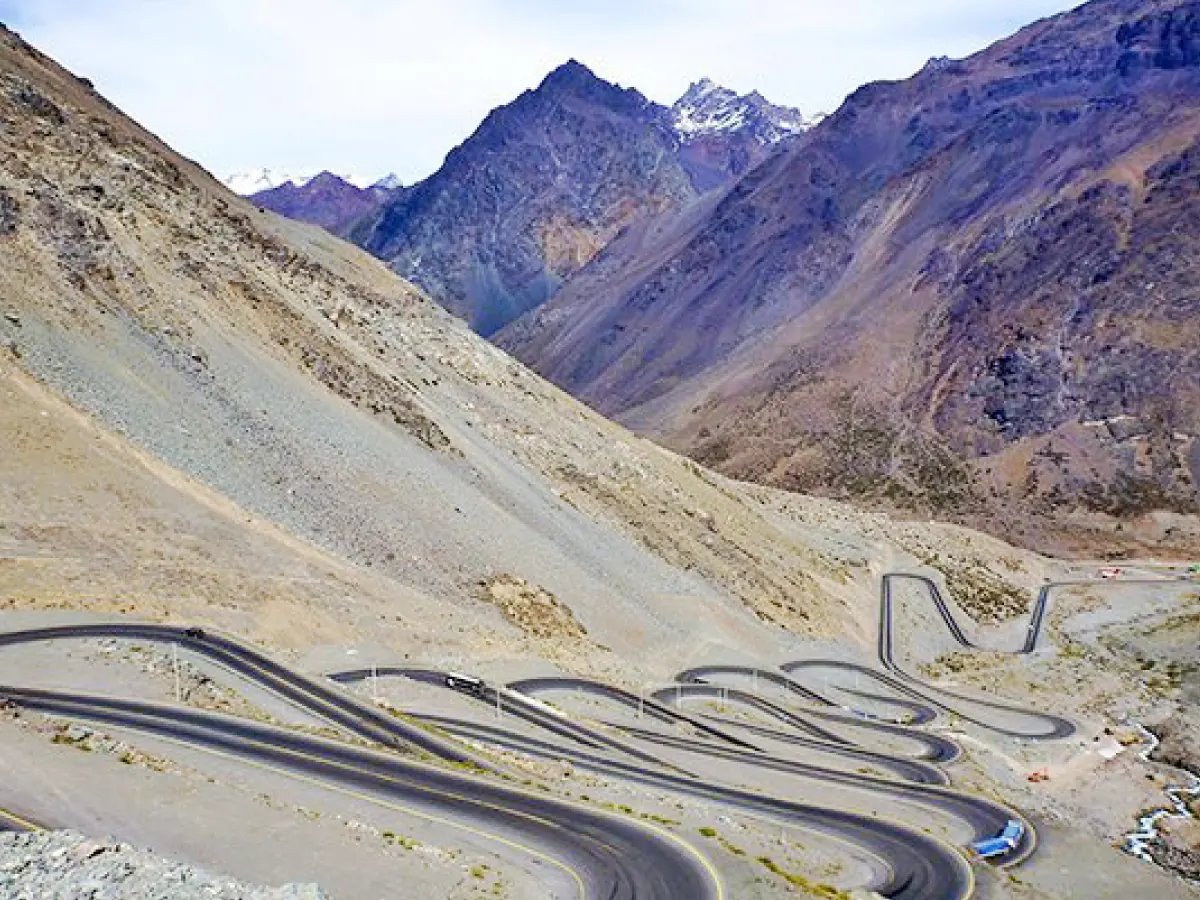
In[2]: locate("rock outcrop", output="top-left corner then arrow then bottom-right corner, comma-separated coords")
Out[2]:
0,831 -> 326,900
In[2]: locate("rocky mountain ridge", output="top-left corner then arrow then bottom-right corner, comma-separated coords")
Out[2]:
251,63 -> 808,335
671,77 -> 812,140
670,77 -> 814,192
348,60 -> 697,336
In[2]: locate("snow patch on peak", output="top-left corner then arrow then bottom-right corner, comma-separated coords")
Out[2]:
372,173 -> 404,191
224,168 -> 317,195
224,168 -> 385,196
670,80 -> 813,144
685,77 -> 718,97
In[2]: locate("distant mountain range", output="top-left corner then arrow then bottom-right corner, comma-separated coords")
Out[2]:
225,168 -> 401,196
245,64 -> 811,335
671,77 -> 820,191
225,167 -> 304,195
246,172 -> 404,239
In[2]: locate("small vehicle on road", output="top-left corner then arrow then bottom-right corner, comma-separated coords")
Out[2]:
970,819 -> 1025,859
445,672 -> 486,696
183,627 -> 206,640
1098,567 -> 1123,579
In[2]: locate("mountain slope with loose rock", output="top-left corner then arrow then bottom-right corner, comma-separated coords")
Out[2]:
0,20 -> 1050,673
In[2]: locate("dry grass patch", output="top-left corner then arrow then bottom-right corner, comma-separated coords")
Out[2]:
478,575 -> 587,640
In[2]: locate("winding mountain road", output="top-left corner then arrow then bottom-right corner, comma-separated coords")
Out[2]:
0,625 -> 485,765
0,623 -> 980,900
875,574 -> 1076,739
0,683 -> 718,900
343,667 -> 1020,879
6,572 -> 1104,900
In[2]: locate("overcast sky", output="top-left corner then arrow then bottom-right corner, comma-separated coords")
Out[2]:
1,0 -> 1081,185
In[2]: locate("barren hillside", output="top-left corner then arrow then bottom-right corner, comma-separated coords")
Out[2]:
0,23 -> 1057,678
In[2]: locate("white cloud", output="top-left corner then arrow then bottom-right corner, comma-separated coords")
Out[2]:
4,0 -> 1081,184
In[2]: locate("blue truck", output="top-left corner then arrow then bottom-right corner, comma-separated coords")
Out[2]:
970,819 -> 1025,860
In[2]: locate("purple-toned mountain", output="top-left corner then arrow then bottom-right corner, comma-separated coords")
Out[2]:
347,62 -> 806,335
499,0 -> 1200,555
346,61 -> 688,335
250,172 -> 402,239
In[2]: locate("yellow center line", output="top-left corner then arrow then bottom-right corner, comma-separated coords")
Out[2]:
44,703 -> 719,900
13,633 -> 724,900
0,807 -> 43,832
80,723 -> 590,899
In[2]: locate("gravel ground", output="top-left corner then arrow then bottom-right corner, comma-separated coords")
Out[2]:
0,830 -> 326,899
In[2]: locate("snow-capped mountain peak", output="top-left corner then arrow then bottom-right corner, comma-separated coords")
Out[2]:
224,168 -> 389,197
223,168 -> 317,196
670,79 -> 813,145
372,173 -> 404,191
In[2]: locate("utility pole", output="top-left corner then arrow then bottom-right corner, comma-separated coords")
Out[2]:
638,687 -> 644,720
495,686 -> 502,720
172,643 -> 181,703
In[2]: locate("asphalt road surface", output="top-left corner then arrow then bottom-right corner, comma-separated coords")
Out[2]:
0,683 -> 719,900
0,625 -> 486,765
345,667 -> 1002,891
0,807 -> 41,832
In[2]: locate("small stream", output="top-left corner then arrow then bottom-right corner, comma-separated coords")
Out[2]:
1123,723 -> 1200,876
